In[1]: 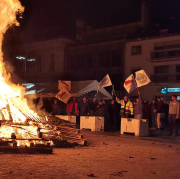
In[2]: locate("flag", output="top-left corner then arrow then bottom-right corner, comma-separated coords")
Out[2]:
111,84 -> 116,99
99,74 -> 112,88
124,74 -> 137,93
58,81 -> 71,91
56,87 -> 71,104
135,69 -> 151,87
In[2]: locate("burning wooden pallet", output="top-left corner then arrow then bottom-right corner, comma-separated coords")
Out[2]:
0,100 -> 87,154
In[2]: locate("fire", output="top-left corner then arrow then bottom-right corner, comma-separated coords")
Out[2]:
0,0 -> 45,144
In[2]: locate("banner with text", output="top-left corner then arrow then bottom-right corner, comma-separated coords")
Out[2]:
58,81 -> 71,91
56,87 -> 71,104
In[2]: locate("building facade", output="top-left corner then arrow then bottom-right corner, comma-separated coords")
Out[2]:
11,38 -> 72,83
65,21 -> 143,96
125,34 -> 180,102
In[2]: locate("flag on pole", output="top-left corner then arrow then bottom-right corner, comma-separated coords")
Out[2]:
58,81 -> 71,91
135,69 -> 151,87
56,87 -> 71,104
124,74 -> 137,93
99,74 -> 112,88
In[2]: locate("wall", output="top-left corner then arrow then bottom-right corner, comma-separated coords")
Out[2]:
125,35 -> 180,101
11,38 -> 73,82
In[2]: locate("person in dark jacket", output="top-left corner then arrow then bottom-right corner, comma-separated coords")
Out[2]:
96,100 -> 106,116
134,91 -> 142,119
102,100 -> 108,114
154,97 -> 163,129
143,99 -> 150,119
108,100 -> 119,129
90,99 -> 98,116
150,99 -> 156,128
78,97 -> 90,116
51,99 -> 59,116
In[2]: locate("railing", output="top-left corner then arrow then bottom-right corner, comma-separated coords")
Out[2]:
151,48 -> 180,61
150,74 -> 180,83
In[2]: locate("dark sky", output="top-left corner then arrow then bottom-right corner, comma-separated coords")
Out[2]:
9,0 -> 180,44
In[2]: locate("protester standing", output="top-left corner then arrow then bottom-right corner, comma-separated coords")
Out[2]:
51,99 -> 59,116
143,99 -> 150,119
154,97 -> 163,130
164,95 -> 179,136
78,97 -> 90,116
134,91 -> 143,119
108,100 -> 119,129
96,100 -> 106,116
150,99 -> 156,128
66,97 -> 79,116
116,96 -> 133,118
90,99 -> 98,116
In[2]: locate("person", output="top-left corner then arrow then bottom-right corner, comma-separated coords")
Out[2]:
116,96 -> 133,118
164,95 -> 179,136
143,99 -> 150,119
66,97 -> 79,116
108,100 -> 119,129
154,97 -> 163,130
96,100 -> 106,116
90,99 -> 98,116
78,97 -> 90,116
150,99 -> 156,128
134,91 -> 142,119
102,100 -> 108,115
51,99 -> 59,116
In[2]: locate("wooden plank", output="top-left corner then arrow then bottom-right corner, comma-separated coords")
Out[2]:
67,139 -> 87,146
0,146 -> 53,154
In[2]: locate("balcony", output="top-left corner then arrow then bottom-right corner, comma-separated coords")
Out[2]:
150,74 -> 180,83
151,49 -> 180,61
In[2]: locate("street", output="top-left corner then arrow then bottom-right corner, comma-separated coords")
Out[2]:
1,129 -> 180,179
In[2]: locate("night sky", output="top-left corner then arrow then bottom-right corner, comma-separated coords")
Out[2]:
6,0 -> 180,44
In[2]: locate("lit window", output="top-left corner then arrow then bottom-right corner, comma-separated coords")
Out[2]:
27,59 -> 36,62
16,56 -> 25,60
131,45 -> 141,55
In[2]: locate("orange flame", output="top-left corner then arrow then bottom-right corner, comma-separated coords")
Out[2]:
0,0 -> 45,143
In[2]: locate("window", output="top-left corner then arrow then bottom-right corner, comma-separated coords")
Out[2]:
176,65 -> 180,81
77,54 -> 85,70
100,51 -> 111,68
131,45 -> 141,55
112,50 -> 122,67
154,66 -> 169,74
87,53 -> 94,69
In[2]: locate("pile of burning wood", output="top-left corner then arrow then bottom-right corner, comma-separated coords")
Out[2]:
0,98 -> 86,154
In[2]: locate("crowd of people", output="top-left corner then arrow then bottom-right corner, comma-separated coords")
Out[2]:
40,94 -> 179,135
116,93 -> 179,136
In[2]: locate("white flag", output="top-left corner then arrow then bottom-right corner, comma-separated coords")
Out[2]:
58,81 -> 71,91
99,74 -> 112,88
56,87 -> 71,104
135,70 -> 151,87
124,74 -> 137,93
